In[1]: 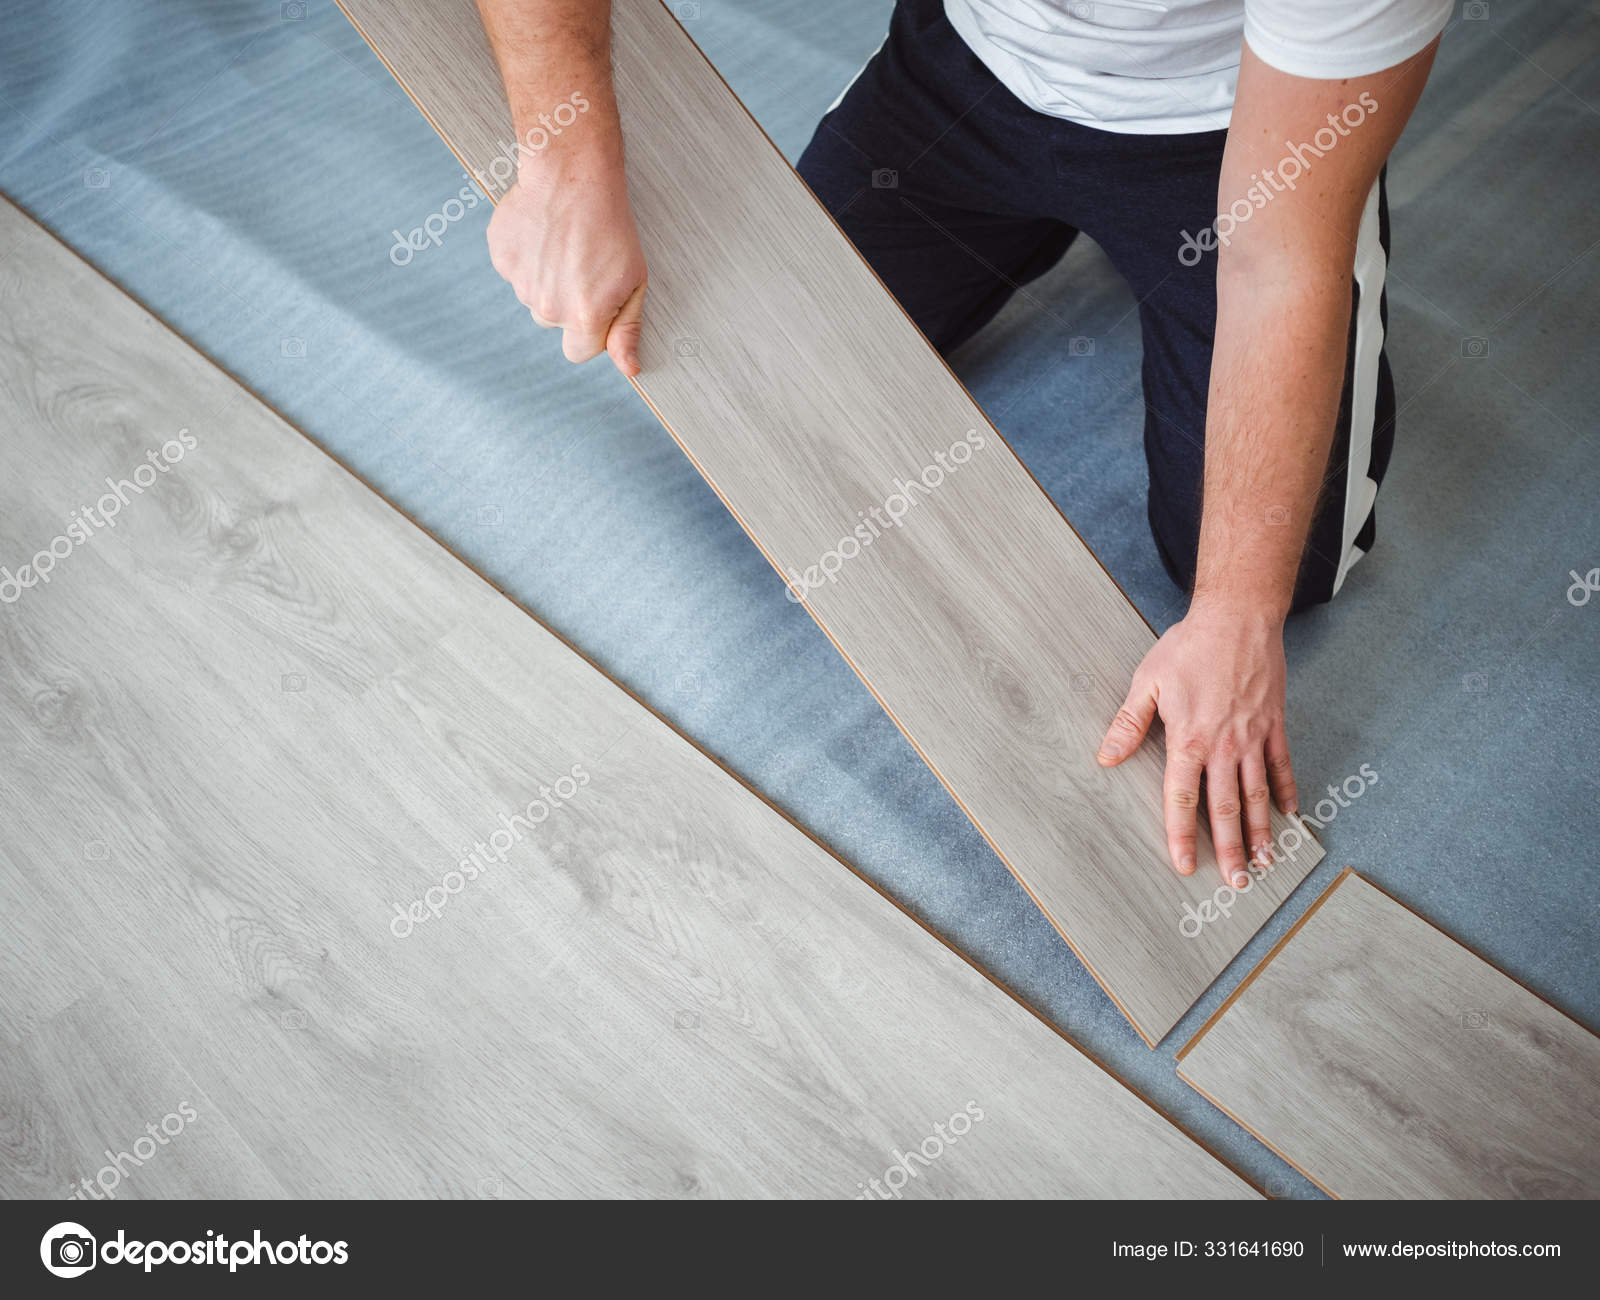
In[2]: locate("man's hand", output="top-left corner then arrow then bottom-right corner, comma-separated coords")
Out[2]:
476,0 -> 644,375
487,151 -> 647,376
1098,600 -> 1297,889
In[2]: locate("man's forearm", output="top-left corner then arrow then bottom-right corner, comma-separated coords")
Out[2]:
1093,40 -> 1439,885
475,0 -> 620,156
1192,37 -> 1438,620
1193,256 -> 1352,619
475,0 -> 647,374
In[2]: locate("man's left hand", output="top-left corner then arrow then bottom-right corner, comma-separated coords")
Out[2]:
1096,598 -> 1299,888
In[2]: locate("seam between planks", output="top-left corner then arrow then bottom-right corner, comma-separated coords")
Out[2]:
1174,866 -> 1357,1063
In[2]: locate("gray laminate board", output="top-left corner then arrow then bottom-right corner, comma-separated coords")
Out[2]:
0,196 -> 1253,1198
335,0 -> 1324,1045
1177,870 -> 1600,1199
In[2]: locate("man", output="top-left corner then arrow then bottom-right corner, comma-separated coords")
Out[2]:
475,0 -> 1447,889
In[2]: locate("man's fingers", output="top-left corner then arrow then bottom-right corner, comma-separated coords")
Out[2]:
1163,739 -> 1206,876
606,279 -> 647,377
561,325 -> 609,364
1098,678 -> 1158,767
1206,757 -> 1249,888
1240,750 -> 1274,868
1266,720 -> 1298,814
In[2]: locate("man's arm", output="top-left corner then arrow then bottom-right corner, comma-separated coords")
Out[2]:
1098,38 -> 1438,887
476,0 -> 646,374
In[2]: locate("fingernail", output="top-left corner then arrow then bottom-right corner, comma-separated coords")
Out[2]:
1286,799 -> 1299,815
1232,872 -> 1249,888
1096,750 -> 1114,765
1180,855 -> 1196,875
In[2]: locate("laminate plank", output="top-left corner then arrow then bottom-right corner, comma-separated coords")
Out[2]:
0,197 -> 1253,1198
334,0 -> 1324,1044
1177,870 -> 1600,1198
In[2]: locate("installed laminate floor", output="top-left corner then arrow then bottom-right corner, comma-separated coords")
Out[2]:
0,196 -> 1254,1199
1177,870 -> 1600,1199
335,0 -> 1324,1047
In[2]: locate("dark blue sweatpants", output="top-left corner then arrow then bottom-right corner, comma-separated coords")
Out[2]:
795,0 -> 1396,610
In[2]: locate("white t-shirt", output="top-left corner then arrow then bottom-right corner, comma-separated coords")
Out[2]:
942,0 -> 1453,133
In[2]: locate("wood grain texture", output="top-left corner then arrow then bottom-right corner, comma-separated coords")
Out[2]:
0,196 -> 1253,1199
334,0 -> 1324,1044
1178,870 -> 1600,1199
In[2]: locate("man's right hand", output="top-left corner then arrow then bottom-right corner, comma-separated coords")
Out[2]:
487,143 -> 647,377
475,0 -> 644,376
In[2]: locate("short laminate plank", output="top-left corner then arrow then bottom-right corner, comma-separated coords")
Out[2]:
0,197 -> 1252,1198
1177,870 -> 1600,1199
334,0 -> 1323,1044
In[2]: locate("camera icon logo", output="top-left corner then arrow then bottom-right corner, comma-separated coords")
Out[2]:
41,1222 -> 97,1278
282,1 -> 308,18
83,168 -> 110,190
1068,336 -> 1095,357
1460,336 -> 1489,358
871,168 -> 898,189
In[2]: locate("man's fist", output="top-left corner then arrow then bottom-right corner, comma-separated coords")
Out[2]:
487,150 -> 647,377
